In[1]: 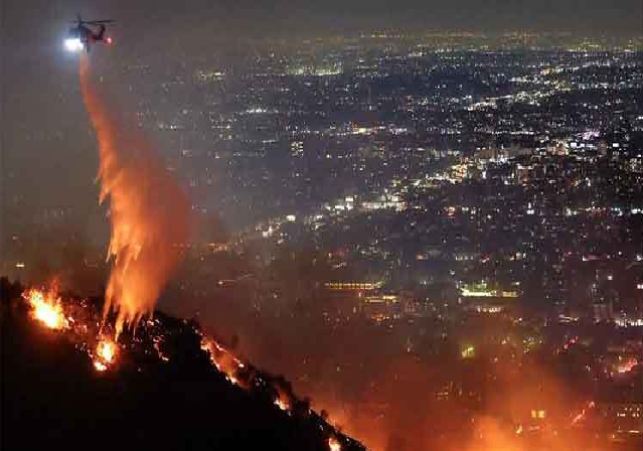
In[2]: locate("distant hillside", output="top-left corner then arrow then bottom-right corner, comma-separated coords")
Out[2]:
0,278 -> 364,451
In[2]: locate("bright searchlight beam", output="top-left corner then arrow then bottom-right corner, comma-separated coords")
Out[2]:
65,38 -> 84,52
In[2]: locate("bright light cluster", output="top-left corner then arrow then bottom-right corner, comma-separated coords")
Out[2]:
65,38 -> 84,52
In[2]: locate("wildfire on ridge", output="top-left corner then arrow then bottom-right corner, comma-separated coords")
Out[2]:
199,337 -> 300,417
23,288 -> 70,330
22,286 -> 287,393
22,288 -> 120,373
20,286 -> 352,448
200,338 -> 248,388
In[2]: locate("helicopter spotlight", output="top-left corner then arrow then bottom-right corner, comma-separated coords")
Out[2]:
65,38 -> 85,52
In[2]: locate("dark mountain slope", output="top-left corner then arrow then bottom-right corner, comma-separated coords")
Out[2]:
1,278 -> 363,451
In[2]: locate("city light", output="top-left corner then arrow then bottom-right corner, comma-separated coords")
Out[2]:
461,345 -> 475,359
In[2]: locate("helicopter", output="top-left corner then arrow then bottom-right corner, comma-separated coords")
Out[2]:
65,15 -> 115,52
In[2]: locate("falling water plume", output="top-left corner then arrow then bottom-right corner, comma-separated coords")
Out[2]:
79,55 -> 190,337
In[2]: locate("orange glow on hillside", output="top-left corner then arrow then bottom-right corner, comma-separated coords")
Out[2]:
200,338 -> 247,386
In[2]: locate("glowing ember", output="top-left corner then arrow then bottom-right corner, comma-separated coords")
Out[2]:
328,437 -> 342,451
23,289 -> 69,330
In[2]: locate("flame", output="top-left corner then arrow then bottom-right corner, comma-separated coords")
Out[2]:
273,384 -> 294,413
24,288 -> 69,330
94,339 -> 118,372
275,397 -> 289,411
97,340 -> 116,362
23,286 -> 122,372
200,338 -> 246,385
79,55 -> 190,337
328,437 -> 342,451
200,337 -> 301,416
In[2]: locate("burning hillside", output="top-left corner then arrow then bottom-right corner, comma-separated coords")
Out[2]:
1,279 -> 363,451
0,55 -> 361,451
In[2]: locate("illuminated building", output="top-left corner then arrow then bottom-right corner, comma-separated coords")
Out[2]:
614,315 -> 643,328
324,282 -> 383,292
465,303 -> 506,314
461,345 -> 475,359
597,402 -> 643,440
361,294 -> 401,322
360,195 -> 406,212
459,282 -> 518,314
593,301 -> 614,323
320,282 -> 385,321
460,282 -> 519,298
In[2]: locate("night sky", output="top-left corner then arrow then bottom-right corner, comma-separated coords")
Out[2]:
4,0 -> 643,41
1,0 -> 641,235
